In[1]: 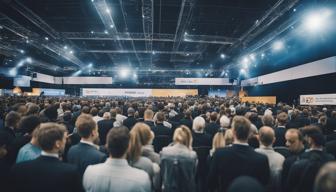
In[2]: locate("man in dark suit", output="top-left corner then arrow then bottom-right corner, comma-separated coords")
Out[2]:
273,112 -> 288,147
179,109 -> 193,130
286,126 -> 334,192
67,114 -> 107,177
208,116 -> 270,192
123,107 -> 138,130
10,123 -> 83,192
153,112 -> 172,137
204,112 -> 220,138
97,111 -> 115,145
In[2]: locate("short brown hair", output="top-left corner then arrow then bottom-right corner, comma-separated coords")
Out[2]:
144,109 -> 154,120
37,123 -> 67,151
107,126 -> 130,158
232,116 -> 251,141
210,112 -> 218,122
5,111 -> 21,128
156,112 -> 165,122
259,126 -> 275,146
75,114 -> 97,138
277,112 -> 288,125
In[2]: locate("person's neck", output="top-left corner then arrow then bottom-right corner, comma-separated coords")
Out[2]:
109,154 -> 127,160
81,137 -> 94,144
144,118 -> 153,121
43,149 -> 59,155
233,139 -> 248,145
30,137 -> 39,146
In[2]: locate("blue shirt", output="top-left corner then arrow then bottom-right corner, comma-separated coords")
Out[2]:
16,143 -> 41,163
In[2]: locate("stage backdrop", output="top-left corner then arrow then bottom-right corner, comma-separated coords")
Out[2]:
300,94 -> 336,105
241,96 -> 277,104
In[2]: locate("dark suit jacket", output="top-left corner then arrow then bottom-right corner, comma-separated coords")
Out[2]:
152,123 -> 172,137
10,156 -> 83,192
208,144 -> 270,192
98,119 -> 115,145
286,150 -> 334,192
67,142 -> 107,177
179,118 -> 193,130
273,126 -> 286,147
123,116 -> 138,130
192,132 -> 212,147
204,122 -> 220,138
144,120 -> 155,130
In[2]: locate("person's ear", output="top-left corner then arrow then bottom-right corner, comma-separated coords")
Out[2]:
55,140 -> 62,149
273,137 -> 276,144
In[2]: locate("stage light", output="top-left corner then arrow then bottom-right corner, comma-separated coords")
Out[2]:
106,8 -> 110,13
220,54 -> 226,59
133,73 -> 137,79
25,57 -> 32,63
20,50 -> 25,54
303,9 -> 332,33
69,50 -> 74,54
272,40 -> 284,51
0,25 -> 3,29
90,31 -> 94,34
63,46 -> 68,50
261,53 -> 265,58
9,68 -> 17,76
72,70 -> 82,76
120,68 -> 130,78
152,51 -> 156,55
110,24 -> 114,28
249,53 -> 256,61
224,72 -> 228,77
240,68 -> 246,74
88,63 -> 93,68
184,32 -> 188,36
104,30 -> 109,34
45,37 -> 49,41
91,0 -> 94,2
17,61 -> 24,67
293,8 -> 296,12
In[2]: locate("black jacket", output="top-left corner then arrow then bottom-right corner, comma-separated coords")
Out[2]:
204,122 -> 220,138
286,150 -> 334,192
208,144 -> 270,192
123,116 -> 138,130
10,156 -> 83,192
273,126 -> 287,147
192,132 -> 212,147
67,142 -> 107,177
179,118 -> 193,130
152,123 -> 172,137
97,119 -> 115,145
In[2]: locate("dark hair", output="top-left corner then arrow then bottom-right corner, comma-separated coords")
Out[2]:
90,107 -> 99,116
44,105 -> 58,121
5,111 -> 21,128
156,112 -> 165,122
37,123 -> 67,151
232,116 -> 251,141
107,126 -> 130,158
81,106 -> 90,114
26,104 -> 40,116
18,115 -> 41,134
75,114 -> 96,138
210,112 -> 218,122
302,126 -> 325,147
277,112 -> 288,125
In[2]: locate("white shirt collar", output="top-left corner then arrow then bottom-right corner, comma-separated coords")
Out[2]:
41,151 -> 59,158
80,140 -> 99,150
233,141 -> 249,146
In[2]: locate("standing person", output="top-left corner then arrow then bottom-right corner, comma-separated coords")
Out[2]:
83,126 -> 151,192
160,126 -> 198,192
10,123 -> 82,192
67,114 -> 106,177
208,116 -> 270,192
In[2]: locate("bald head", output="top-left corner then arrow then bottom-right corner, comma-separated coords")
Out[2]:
259,126 -> 275,147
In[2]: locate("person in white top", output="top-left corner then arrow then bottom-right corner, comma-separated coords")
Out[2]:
83,126 -> 151,192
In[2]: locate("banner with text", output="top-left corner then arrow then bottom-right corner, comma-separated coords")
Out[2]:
175,78 -> 235,85
300,94 -> 336,105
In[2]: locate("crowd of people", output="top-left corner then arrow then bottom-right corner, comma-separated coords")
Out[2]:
1,95 -> 336,192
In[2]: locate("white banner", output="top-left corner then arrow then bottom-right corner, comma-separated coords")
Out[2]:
63,77 -> 113,84
175,78 -> 235,85
40,89 -> 66,96
82,88 -> 152,97
300,94 -> 336,105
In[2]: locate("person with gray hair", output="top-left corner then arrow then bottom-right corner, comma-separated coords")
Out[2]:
255,126 -> 285,192
192,116 -> 212,147
123,107 -> 138,130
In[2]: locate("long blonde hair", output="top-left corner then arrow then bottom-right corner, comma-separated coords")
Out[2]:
212,131 -> 225,150
128,123 -> 153,162
173,125 -> 193,149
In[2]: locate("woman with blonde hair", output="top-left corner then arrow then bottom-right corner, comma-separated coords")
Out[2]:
210,128 -> 234,157
160,126 -> 198,191
128,123 -> 160,190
